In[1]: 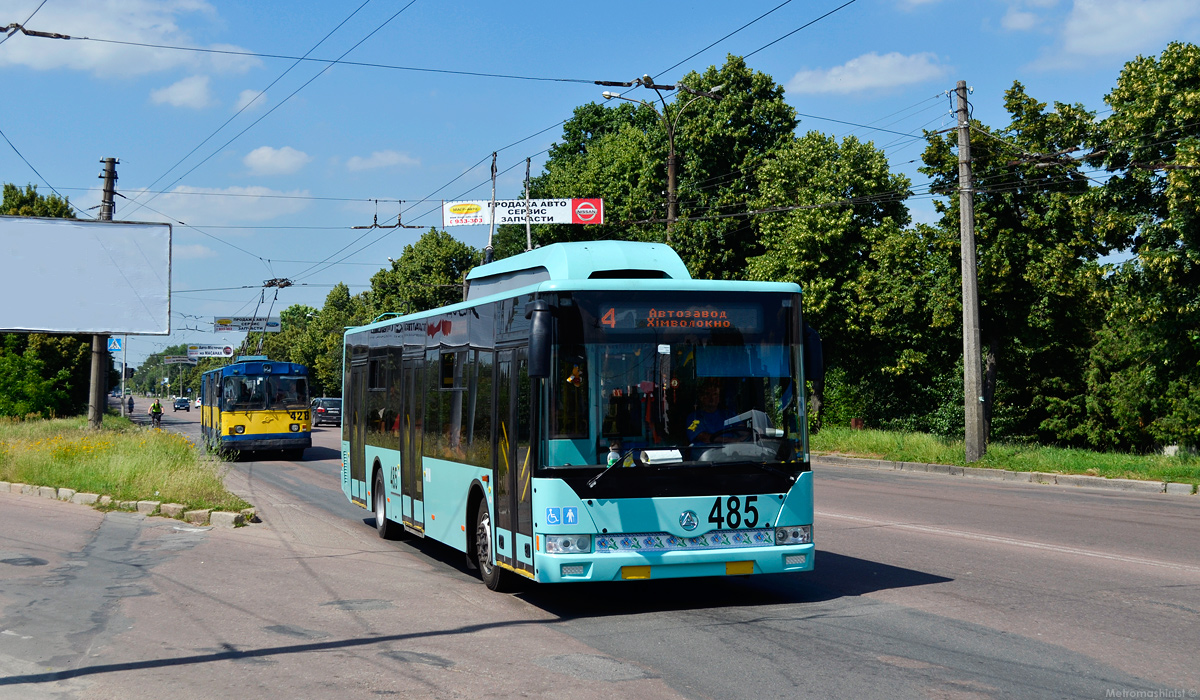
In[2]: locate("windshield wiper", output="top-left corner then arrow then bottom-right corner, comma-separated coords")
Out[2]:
586,448 -> 639,489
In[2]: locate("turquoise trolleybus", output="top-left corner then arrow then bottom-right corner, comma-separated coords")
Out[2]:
200,356 -> 312,459
341,241 -> 819,590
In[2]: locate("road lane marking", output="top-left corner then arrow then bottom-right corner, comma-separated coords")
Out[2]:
815,511 -> 1200,574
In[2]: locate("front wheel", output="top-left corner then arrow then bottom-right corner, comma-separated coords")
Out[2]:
374,472 -> 399,540
474,501 -> 512,592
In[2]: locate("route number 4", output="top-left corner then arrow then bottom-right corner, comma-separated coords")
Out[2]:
708,495 -> 759,529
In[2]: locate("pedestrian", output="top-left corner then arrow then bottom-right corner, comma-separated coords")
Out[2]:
127,396 -> 134,414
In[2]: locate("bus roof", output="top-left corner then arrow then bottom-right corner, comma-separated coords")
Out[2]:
465,241 -> 690,301
351,241 -> 801,334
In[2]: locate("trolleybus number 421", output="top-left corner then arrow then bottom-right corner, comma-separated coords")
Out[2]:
709,495 -> 760,529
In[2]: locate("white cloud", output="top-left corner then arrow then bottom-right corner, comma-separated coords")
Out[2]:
346,150 -> 420,172
126,185 -> 311,225
234,89 -> 267,112
150,75 -> 213,109
0,0 -> 260,77
1002,9 -> 1039,30
785,52 -> 949,95
243,146 -> 311,176
1062,0 -> 1200,57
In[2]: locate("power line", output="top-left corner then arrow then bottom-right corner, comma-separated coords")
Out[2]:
121,0 -> 377,217
124,0 -> 421,221
0,125 -> 92,219
744,0 -> 860,60
656,0 -> 796,78
0,0 -> 47,47
56,35 -> 605,85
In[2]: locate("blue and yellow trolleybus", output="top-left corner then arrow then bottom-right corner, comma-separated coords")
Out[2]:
200,356 -> 312,459
341,241 -> 819,589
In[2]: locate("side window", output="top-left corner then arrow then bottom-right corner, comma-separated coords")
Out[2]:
467,350 -> 493,468
422,350 -> 441,457
553,344 -> 588,438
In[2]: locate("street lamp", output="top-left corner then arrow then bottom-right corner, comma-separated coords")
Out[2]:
603,77 -> 723,243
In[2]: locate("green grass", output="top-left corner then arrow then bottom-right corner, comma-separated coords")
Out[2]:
811,426 -> 1200,487
0,414 -> 250,511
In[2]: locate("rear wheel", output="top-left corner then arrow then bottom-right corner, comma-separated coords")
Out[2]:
474,501 -> 511,591
374,471 -> 399,540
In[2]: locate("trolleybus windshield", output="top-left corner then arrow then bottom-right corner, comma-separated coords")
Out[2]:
547,291 -> 806,471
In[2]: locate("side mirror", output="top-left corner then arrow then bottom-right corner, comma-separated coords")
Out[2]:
525,299 -> 552,378
803,322 -> 824,384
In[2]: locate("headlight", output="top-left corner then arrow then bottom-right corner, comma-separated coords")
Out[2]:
290,424 -> 300,432
544,535 -> 592,554
776,525 -> 812,545
231,425 -> 245,435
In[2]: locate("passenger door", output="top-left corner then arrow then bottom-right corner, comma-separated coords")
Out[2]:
400,358 -> 425,533
494,348 -> 534,577
349,363 -> 367,505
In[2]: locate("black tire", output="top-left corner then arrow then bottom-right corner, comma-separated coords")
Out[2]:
374,471 -> 399,540
474,501 -> 512,591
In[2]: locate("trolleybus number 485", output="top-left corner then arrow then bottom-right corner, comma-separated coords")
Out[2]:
709,495 -> 760,529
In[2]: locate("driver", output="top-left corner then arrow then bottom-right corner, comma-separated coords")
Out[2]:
687,380 -> 735,444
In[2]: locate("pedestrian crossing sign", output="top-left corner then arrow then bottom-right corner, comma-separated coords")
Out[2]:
107,338 -> 123,352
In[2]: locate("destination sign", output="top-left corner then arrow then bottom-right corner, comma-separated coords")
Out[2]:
592,303 -> 763,333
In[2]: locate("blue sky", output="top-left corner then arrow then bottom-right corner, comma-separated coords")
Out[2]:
3,0 -> 1199,365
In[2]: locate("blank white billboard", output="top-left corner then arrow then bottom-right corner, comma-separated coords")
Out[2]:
0,216 -> 171,335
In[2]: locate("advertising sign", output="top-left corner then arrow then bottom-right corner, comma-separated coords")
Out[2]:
213,317 -> 281,333
442,199 -> 604,227
187,344 -> 236,359
0,216 -> 171,335
163,355 -> 196,365
442,200 -> 489,227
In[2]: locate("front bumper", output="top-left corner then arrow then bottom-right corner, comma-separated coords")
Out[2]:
535,542 -> 815,583
220,434 -> 311,452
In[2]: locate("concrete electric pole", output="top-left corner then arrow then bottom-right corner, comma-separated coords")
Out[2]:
956,82 -> 986,462
88,157 -> 118,430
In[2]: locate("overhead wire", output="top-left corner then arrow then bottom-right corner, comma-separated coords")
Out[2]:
124,0 -> 421,221
0,125 -> 92,219
0,0 -> 47,47
121,0 -> 377,218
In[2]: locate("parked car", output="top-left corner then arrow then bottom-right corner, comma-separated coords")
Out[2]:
195,398 -> 202,408
312,397 -> 342,426
173,397 -> 190,412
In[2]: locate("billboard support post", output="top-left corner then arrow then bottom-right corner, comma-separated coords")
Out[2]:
89,157 -> 118,430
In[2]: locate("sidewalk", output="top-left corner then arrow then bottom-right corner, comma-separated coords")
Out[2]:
813,453 -> 1198,496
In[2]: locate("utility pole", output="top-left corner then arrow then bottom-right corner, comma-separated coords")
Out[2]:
89,157 -> 118,430
524,157 -> 533,252
602,77 -> 721,245
484,152 -> 497,263
956,81 -> 986,462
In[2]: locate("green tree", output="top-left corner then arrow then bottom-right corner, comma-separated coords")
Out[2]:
495,55 -> 798,281
746,132 -> 913,427
370,228 -> 479,314
1079,41 -> 1200,449
917,82 -> 1110,443
1,183 -> 74,218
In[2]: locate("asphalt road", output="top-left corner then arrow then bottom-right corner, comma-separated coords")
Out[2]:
2,406 -> 1197,699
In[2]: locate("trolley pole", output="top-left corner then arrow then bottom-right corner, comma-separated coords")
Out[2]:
88,157 -> 118,430
956,82 -> 986,462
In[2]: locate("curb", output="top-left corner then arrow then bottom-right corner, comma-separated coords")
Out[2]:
0,481 -> 256,527
812,454 -> 1198,496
